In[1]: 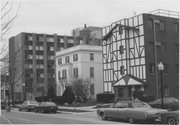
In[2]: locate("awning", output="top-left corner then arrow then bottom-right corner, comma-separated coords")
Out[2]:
113,74 -> 145,87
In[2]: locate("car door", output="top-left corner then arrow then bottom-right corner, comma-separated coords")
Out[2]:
116,102 -> 128,119
104,103 -> 116,118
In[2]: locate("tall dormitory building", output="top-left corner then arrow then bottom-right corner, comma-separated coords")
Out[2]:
9,25 -> 102,101
102,9 -> 179,99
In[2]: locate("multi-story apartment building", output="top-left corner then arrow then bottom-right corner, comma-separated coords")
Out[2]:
9,25 -> 102,101
102,9 -> 179,99
55,45 -> 103,99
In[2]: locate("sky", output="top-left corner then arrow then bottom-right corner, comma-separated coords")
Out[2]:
2,0 -> 180,40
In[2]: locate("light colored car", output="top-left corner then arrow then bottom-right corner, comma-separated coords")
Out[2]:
19,100 -> 39,112
97,101 -> 167,124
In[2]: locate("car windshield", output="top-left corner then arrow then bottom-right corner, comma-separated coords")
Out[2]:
132,102 -> 151,108
29,101 -> 39,104
42,102 -> 56,106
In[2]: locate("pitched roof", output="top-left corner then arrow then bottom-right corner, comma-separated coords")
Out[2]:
113,74 -> 146,87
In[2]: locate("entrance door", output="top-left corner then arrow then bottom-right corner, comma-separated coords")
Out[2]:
118,88 -> 123,98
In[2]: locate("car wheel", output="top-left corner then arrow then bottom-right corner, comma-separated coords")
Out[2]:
41,108 -> 45,113
100,112 -> 107,120
128,118 -> 135,124
167,117 -> 177,125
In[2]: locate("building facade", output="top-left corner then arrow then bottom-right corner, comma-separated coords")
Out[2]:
55,45 -> 103,98
102,9 -> 179,100
9,26 -> 102,101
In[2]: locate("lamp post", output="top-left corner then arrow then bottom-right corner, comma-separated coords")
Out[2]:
158,62 -> 164,109
22,83 -> 25,101
151,16 -> 160,99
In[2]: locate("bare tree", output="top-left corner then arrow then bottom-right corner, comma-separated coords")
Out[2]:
70,78 -> 91,102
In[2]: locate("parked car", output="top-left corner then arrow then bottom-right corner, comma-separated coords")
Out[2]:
160,110 -> 179,125
97,101 -> 167,124
149,97 -> 179,111
19,100 -> 39,112
34,102 -> 58,113
1,101 -> 6,109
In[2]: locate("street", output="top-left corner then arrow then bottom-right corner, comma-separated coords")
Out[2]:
0,109 -> 132,124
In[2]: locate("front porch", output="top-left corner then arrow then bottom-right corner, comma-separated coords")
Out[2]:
113,74 -> 146,100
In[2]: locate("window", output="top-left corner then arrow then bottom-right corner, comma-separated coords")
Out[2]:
147,20 -> 153,30
27,36 -> 33,41
36,46 -> 43,50
25,45 -> 33,50
90,53 -> 94,61
48,73 -> 55,78
37,64 -> 44,69
161,43 -> 167,52
25,64 -> 33,69
60,38 -> 64,43
68,39 -> 74,44
73,68 -> 78,78
58,71 -> 61,80
65,56 -> 69,63
90,84 -> 94,95
73,54 -> 78,62
173,23 -> 179,33
90,67 -> 94,78
25,55 -> 33,59
163,63 -> 168,73
38,36 -> 43,41
58,58 -> 62,65
160,21 -> 165,31
120,66 -> 125,75
48,56 -> 54,60
150,63 -> 155,73
119,45 -> 124,54
36,55 -> 44,60
164,86 -> 169,96
47,37 -> 54,42
47,65 -> 54,69
119,26 -> 123,34
37,73 -> 44,78
25,73 -> 33,78
47,46 -> 54,51
62,69 -> 67,79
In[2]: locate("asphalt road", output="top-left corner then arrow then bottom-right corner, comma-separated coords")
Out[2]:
0,109 -> 131,124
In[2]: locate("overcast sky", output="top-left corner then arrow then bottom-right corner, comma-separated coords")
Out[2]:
3,0 -> 180,40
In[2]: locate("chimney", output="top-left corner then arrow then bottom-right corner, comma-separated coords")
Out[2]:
84,24 -> 87,28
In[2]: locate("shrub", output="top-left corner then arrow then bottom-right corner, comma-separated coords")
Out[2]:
96,93 -> 115,103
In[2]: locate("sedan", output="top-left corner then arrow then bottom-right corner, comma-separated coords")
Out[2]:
35,102 -> 58,113
97,101 -> 167,124
160,110 -> 179,125
149,97 -> 179,111
19,100 -> 39,112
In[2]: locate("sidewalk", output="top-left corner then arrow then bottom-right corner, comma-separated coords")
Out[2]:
58,105 -> 97,112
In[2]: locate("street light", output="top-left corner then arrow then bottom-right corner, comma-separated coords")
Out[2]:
22,83 -> 25,101
158,62 -> 164,109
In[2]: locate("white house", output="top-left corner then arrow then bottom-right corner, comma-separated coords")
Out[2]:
55,45 -> 103,99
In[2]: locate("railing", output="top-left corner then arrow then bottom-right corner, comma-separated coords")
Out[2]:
149,9 -> 179,18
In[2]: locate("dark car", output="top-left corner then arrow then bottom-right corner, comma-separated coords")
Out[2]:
1,101 -> 6,109
149,97 -> 179,111
34,102 -> 58,113
160,110 -> 179,125
19,100 -> 39,112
